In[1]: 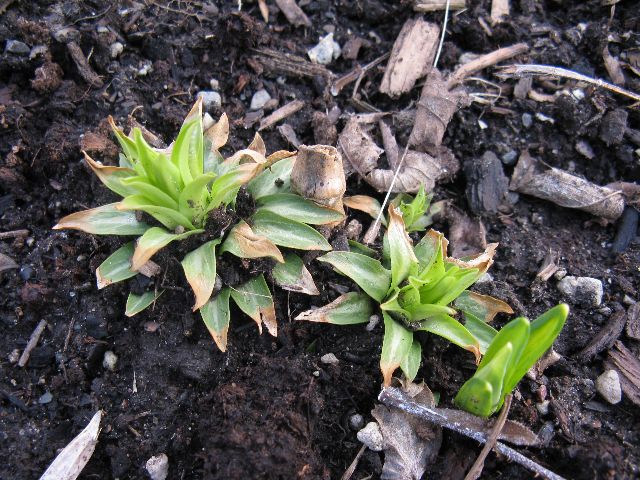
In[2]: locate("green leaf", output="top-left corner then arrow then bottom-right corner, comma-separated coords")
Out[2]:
414,230 -> 446,282
256,194 -> 344,225
478,317 -> 530,372
131,227 -> 203,271
118,195 -> 196,231
96,242 -> 137,289
207,165 -> 255,211
380,312 -> 414,386
348,240 -> 377,257
109,116 -> 138,164
200,288 -> 231,352
417,314 -> 480,360
178,173 -> 216,221
125,290 -> 163,317
399,184 -> 431,232
272,253 -> 319,295
247,156 -> 294,199
463,312 -> 498,354
251,210 -> 332,251
229,274 -> 277,336
172,118 -> 200,184
454,291 -> 513,323
84,153 -> 137,198
132,128 -> 161,186
504,304 -> 568,396
53,203 -> 150,236
295,292 -> 374,325
120,178 -> 179,210
319,252 -> 391,302
181,239 -> 220,311
455,343 -> 513,417
400,340 -> 422,382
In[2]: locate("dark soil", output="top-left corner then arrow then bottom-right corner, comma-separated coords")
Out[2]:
1,1 -> 639,479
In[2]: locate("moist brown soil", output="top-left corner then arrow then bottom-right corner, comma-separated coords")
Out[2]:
1,1 -> 639,479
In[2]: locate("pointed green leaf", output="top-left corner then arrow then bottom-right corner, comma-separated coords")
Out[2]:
207,164 -> 255,211
454,291 -> 514,323
178,173 -> 216,220
84,153 -> 137,198
118,196 -> 196,230
319,251 -> 391,302
418,314 -> 480,360
53,203 -> 150,236
120,178 -> 179,210
181,239 -> 221,311
256,194 -> 344,225
463,312 -> 498,354
96,242 -> 136,289
172,118 -> 199,184
131,227 -> 203,270
400,340 -> 422,382
414,230 -> 446,281
200,288 -> 231,352
381,312 -> 414,386
251,210 -> 332,251
272,253 -> 319,295
385,206 -> 418,288
247,156 -> 294,199
478,317 -> 530,371
125,290 -> 163,317
295,292 -> 374,325
229,274 -> 277,336
109,116 -> 138,164
347,240 -> 377,257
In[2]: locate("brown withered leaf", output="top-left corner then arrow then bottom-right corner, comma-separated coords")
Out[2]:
222,220 -> 284,263
338,117 -> 384,177
408,69 -> 470,148
205,112 -> 229,150
248,132 -> 267,156
343,195 -> 385,224
445,205 -> 488,258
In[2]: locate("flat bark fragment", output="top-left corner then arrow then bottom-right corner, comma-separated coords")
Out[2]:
605,341 -> 640,406
509,151 -> 625,220
66,41 -> 103,87
575,308 -> 627,362
413,0 -> 466,12
626,303 -> 640,341
274,0 -> 311,27
379,18 -> 440,98
253,48 -> 333,80
464,151 -> 509,214
258,100 -> 305,131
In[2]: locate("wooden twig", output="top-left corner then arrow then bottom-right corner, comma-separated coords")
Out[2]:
414,0 -> 465,12
464,395 -> 512,480
379,388 -> 566,480
18,320 -> 47,367
340,444 -> 366,480
258,100 -> 305,131
0,229 -> 29,239
499,64 -> 640,102
331,53 -> 389,96
448,43 -> 529,87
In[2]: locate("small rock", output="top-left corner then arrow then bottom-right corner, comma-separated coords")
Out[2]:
209,78 -> 220,90
110,42 -> 124,59
250,89 -> 271,110
8,349 -> 20,364
522,113 -> 533,128
501,150 -> 518,166
197,90 -> 222,110
308,33 -> 341,65
557,276 -> 603,306
554,268 -> 567,281
103,351 -> 118,371
597,306 -> 612,316
349,414 -> 364,430
357,422 -> 384,451
475,272 -> 494,285
320,353 -> 339,365
366,314 -> 380,332
536,400 -> 550,416
596,370 -> 622,404
38,391 -> 53,404
52,27 -> 79,44
137,62 -> 153,76
146,453 -> 169,480
5,40 -> 30,56
575,140 -> 595,159
623,294 -> 636,306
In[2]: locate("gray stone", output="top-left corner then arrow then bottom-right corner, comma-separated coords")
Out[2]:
5,40 -> 30,56
250,89 -> 271,110
596,370 -> 622,404
522,113 -> 533,128
52,27 -> 79,44
102,350 -> 118,371
349,414 -> 364,430
557,276 -> 603,306
320,353 -> 339,365
474,272 -> 494,285
38,391 -> 53,404
308,33 -> 341,65
357,422 -> 384,451
146,453 -> 169,480
197,90 -> 222,110
110,42 -> 124,59
501,150 -> 518,165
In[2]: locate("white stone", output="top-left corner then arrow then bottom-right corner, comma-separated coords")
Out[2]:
320,353 -> 339,365
308,33 -> 341,65
197,90 -> 222,110
557,276 -> 603,306
349,414 -> 364,430
475,272 -> 494,285
110,42 -> 124,59
209,78 -> 220,90
596,370 -> 622,404
366,314 -> 380,332
357,422 -> 384,451
102,351 -> 118,371
536,400 -> 550,416
146,453 -> 169,480
250,89 -> 271,110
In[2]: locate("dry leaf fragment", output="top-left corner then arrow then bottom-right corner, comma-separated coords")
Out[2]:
274,0 -> 311,27
222,220 -> 285,263
291,145 -> 346,213
603,45 -> 625,86
0,252 -> 18,273
380,18 -> 440,98
40,410 -> 102,480
338,117 -> 384,177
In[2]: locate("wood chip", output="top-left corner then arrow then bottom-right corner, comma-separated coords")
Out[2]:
603,45 -> 625,86
535,250 -> 560,282
464,151 -> 509,214
379,18 -> 440,97
606,341 -> 640,406
490,0 -> 510,24
413,0 -> 466,12
258,100 -> 305,131
66,42 -> 103,88
274,0 -> 311,27
576,308 -> 627,362
510,151 -> 625,220
18,319 -> 47,368
277,123 -> 301,148
448,43 -> 529,88
253,48 -> 332,79
626,303 -> 640,341
0,229 -> 29,240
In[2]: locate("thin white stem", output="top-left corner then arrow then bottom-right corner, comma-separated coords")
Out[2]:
372,143 -> 410,234
433,0 -> 451,68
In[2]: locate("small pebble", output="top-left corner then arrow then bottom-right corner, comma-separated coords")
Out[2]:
357,422 -> 384,451
52,27 -> 79,44
349,414 -> 364,430
146,453 -> 169,480
5,40 -> 30,56
597,306 -> 612,316
103,351 -> 118,371
475,272 -> 493,285
209,78 -> 220,90
596,369 -> 622,404
8,349 -> 20,363
19,265 -> 33,281
623,294 -> 636,306
308,33 -> 341,65
250,89 -> 271,110
38,391 -> 53,404
501,150 -> 518,166
320,353 -> 339,365
312,370 -> 320,377
535,112 -> 555,124
553,268 -> 567,281
536,400 -> 550,416
110,42 -> 124,59
522,113 -> 533,128
137,62 -> 153,76
557,276 -> 603,306
366,314 -> 380,332
197,90 -> 222,110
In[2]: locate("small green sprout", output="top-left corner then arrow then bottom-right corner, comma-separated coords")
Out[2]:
54,99 -> 343,350
455,304 -> 568,417
297,204 -> 503,386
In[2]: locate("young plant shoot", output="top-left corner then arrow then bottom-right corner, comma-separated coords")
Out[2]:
54,99 -> 343,350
